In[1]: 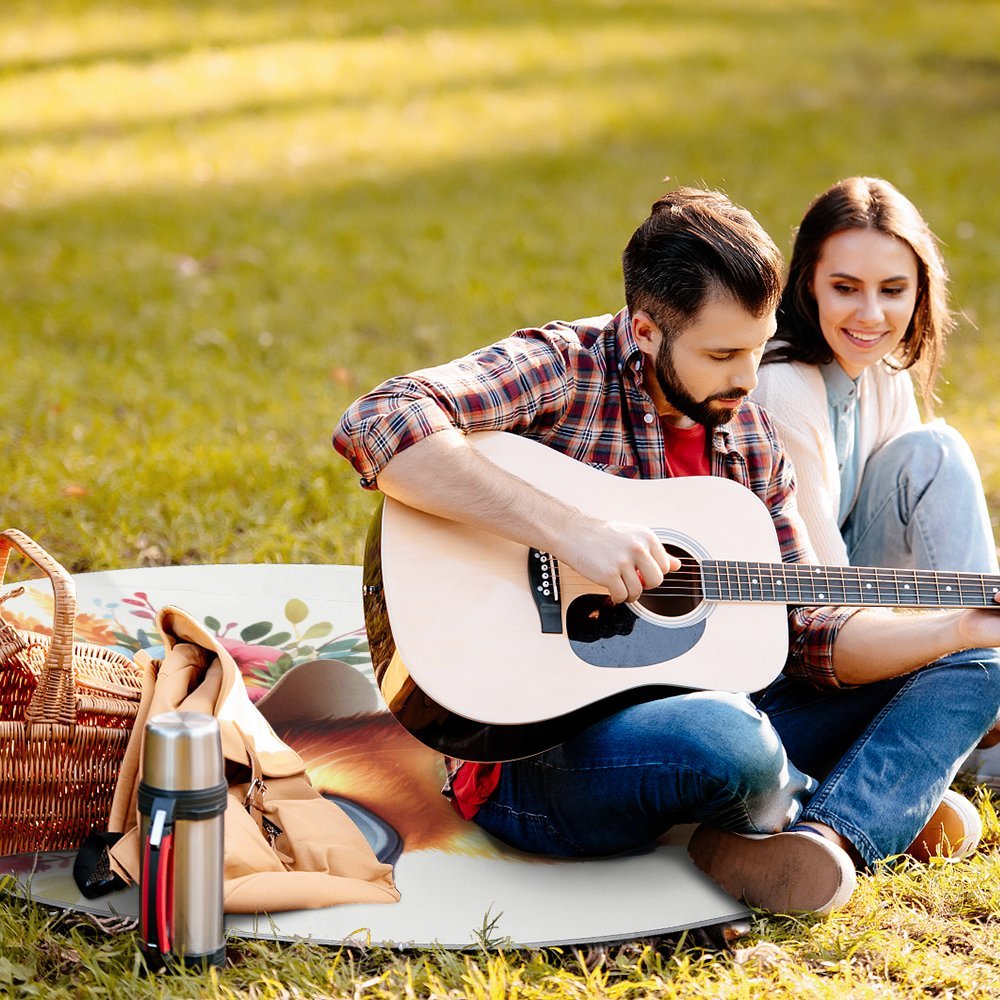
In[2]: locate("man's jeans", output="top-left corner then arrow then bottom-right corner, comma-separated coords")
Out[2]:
476,649 -> 1000,868
474,690 -> 815,858
756,648 -> 1000,865
476,424 -> 1000,866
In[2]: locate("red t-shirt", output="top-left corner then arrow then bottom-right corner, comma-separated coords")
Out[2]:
447,421 -> 710,820
660,419 -> 710,477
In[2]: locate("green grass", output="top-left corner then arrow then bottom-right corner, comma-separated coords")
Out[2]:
3,0 -> 1000,995
3,793 -> 1000,997
3,0 -> 1000,571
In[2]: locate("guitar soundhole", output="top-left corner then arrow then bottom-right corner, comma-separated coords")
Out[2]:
635,543 -> 703,618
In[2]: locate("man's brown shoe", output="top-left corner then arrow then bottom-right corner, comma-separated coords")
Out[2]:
907,789 -> 982,862
687,826 -> 857,915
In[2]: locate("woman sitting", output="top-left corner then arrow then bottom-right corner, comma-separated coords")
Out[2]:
753,175 -> 1000,830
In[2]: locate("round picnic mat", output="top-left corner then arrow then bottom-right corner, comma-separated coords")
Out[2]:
0,564 -> 747,949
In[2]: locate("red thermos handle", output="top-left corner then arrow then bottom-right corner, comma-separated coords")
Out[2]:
141,800 -> 175,961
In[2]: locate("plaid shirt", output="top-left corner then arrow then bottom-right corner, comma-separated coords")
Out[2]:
334,307 -> 858,691
335,309 -> 860,817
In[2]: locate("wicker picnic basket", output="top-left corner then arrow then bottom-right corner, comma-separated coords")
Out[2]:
0,528 -> 144,856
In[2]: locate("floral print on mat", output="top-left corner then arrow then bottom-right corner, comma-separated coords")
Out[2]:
3,590 -> 371,703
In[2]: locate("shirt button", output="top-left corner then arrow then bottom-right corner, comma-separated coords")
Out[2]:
643,413 -> 655,424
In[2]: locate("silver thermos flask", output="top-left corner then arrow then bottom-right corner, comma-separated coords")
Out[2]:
139,711 -> 227,970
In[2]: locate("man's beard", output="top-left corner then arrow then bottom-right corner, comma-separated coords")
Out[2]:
654,339 -> 748,429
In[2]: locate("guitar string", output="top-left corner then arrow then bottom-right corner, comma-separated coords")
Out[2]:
557,564 -> 1000,605
556,584 -> 999,606
541,550 -> 1000,589
642,573 -> 1000,598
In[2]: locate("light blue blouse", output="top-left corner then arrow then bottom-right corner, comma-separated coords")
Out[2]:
820,360 -> 864,526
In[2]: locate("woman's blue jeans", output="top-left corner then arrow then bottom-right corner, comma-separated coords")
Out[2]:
756,647 -> 1000,865
842,422 -> 998,574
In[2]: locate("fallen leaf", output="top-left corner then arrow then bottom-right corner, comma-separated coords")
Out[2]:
732,942 -> 793,968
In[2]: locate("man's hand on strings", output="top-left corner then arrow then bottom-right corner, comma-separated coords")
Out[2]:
556,517 -> 681,604
952,589 -> 1000,649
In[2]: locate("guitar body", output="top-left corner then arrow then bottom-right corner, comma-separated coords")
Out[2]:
363,432 -> 789,761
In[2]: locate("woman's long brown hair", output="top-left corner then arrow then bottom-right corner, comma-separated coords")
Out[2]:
764,177 -> 953,411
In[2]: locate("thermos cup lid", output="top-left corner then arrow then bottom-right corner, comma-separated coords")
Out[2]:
142,711 -> 225,791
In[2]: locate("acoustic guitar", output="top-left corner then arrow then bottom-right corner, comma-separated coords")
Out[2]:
362,431 -> 1000,762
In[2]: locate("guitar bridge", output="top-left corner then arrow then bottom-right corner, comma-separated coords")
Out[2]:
528,549 -> 563,633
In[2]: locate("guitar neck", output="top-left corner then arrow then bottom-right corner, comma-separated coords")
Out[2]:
701,561 -> 1000,609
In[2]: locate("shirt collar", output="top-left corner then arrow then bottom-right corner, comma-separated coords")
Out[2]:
820,359 -> 860,406
711,423 -> 734,455
616,308 -> 645,380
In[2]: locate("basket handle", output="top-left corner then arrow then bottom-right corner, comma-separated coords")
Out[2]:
0,528 -> 78,728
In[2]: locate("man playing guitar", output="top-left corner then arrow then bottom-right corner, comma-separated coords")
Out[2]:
333,188 -> 1000,916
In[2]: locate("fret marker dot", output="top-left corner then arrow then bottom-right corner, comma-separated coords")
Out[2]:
776,580 -> 783,587
946,586 -> 953,591
904,584 -> 910,589
819,593 -> 825,599
865,583 -> 872,589
751,578 -> 758,584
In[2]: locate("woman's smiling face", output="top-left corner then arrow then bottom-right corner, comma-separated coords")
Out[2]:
811,228 -> 919,379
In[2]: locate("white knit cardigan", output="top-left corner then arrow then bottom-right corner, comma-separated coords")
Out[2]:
752,359 -> 921,566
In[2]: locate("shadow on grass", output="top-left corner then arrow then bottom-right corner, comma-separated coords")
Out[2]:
1,0 -> 817,78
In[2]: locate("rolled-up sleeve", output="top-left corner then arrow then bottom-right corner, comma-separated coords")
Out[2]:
333,389 -> 458,488
785,605 -> 858,688
333,332 -> 573,488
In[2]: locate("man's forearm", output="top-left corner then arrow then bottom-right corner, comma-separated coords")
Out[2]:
375,429 -> 676,604
376,428 -> 578,554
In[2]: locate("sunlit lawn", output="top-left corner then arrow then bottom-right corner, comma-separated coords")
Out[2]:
3,0 -> 1000,996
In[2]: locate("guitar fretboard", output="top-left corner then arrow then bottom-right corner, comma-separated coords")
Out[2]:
701,561 -> 1000,609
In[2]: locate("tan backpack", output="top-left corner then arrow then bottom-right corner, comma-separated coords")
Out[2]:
102,605 -> 399,914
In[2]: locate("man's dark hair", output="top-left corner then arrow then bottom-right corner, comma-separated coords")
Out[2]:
622,187 -> 783,340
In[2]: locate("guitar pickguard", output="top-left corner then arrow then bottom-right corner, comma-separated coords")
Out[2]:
566,594 -> 706,667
